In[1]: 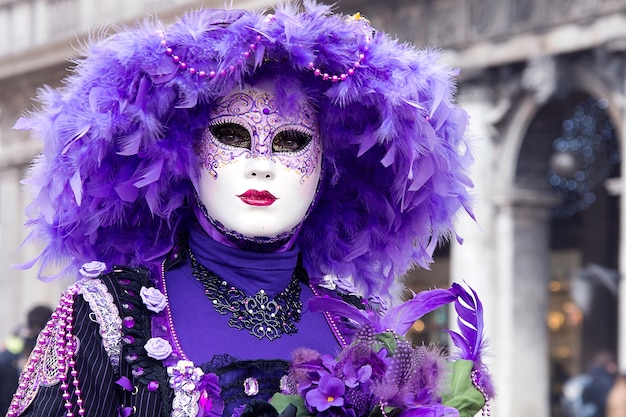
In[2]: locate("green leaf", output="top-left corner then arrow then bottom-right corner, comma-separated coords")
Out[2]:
269,393 -> 311,417
368,405 -> 402,417
375,331 -> 398,354
442,360 -> 486,417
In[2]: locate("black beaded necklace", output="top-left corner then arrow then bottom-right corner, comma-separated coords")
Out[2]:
188,250 -> 303,341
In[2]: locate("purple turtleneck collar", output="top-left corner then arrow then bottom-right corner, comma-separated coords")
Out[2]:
162,226 -> 340,363
187,224 -> 299,296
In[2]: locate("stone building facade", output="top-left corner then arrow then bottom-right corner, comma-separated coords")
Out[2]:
2,1 -> 626,417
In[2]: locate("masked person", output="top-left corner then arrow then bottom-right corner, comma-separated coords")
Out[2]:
6,3 -> 492,417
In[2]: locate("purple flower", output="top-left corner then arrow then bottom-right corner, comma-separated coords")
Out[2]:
321,354 -> 339,374
145,337 -> 172,360
305,374 -> 346,412
140,286 -> 167,313
343,363 -> 372,388
337,343 -> 388,384
167,360 -> 203,391
79,261 -> 106,278
199,372 -> 224,417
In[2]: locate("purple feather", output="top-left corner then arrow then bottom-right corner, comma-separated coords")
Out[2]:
132,158 -> 164,188
114,181 -> 139,202
61,123 -> 90,155
397,405 -> 459,417
116,131 -> 142,156
408,157 -> 434,192
308,296 -> 380,330
69,171 -> 82,206
381,288 -> 458,336
309,286 -> 458,337
448,283 -> 485,362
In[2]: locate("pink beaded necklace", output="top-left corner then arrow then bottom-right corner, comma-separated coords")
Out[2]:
6,285 -> 83,417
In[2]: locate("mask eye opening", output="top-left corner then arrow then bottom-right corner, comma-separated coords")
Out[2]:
210,122 -> 251,149
272,129 -> 313,153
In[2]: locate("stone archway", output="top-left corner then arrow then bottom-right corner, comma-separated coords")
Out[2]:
483,73 -> 554,416
492,62 -> 622,416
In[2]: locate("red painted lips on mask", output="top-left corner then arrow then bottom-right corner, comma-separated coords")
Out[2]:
237,190 -> 278,206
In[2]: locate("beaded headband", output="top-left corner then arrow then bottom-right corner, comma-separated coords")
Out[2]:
157,12 -> 371,85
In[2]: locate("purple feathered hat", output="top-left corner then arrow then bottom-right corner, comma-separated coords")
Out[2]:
17,1 -> 473,303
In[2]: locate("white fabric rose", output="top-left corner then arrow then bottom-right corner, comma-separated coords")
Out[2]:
145,337 -> 173,360
140,286 -> 167,313
79,261 -> 107,278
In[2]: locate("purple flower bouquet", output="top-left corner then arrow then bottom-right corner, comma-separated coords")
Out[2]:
270,284 -> 494,417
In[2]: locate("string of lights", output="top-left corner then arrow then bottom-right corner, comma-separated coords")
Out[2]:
547,97 -> 620,217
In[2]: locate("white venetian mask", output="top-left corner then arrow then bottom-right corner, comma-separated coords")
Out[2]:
196,82 -> 322,241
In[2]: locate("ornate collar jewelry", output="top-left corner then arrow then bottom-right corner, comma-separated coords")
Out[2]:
189,250 -> 303,341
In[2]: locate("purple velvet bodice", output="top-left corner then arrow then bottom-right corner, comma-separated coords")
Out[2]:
164,226 -> 340,364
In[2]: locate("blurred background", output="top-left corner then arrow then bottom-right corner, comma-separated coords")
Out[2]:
1,0 -> 625,416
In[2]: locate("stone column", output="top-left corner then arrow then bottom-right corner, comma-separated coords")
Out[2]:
0,123 -> 68,340
0,168 -> 22,339
33,0 -> 47,45
619,72 -> 626,373
0,162 -> 70,341
493,189 -> 558,417
620,180 -> 626,372
450,84 -> 498,376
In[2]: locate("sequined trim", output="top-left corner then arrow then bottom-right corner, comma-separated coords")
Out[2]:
171,389 -> 201,417
6,285 -> 79,417
76,277 -> 123,373
169,361 -> 203,417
